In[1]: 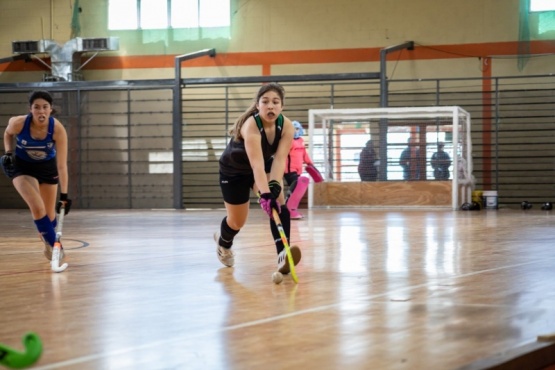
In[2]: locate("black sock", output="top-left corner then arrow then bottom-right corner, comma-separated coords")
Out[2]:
270,205 -> 291,255
219,217 -> 239,248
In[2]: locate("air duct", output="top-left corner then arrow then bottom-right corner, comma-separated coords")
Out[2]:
12,37 -> 119,81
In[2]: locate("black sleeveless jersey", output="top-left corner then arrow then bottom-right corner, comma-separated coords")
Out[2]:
219,113 -> 284,176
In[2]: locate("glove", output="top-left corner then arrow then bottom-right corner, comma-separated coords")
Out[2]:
1,153 -> 15,178
259,192 -> 281,218
56,193 -> 72,215
268,180 -> 282,198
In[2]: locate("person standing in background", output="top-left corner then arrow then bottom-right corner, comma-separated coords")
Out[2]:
399,137 -> 420,180
431,142 -> 452,180
358,139 -> 378,181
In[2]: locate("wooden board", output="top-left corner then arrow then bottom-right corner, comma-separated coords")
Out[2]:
313,181 -> 453,207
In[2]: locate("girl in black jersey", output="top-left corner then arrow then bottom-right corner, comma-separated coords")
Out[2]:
215,83 -> 302,274
2,90 -> 72,263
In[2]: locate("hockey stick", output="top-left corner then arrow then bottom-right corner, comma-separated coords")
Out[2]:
0,332 -> 42,369
51,206 -> 68,273
272,209 -> 299,284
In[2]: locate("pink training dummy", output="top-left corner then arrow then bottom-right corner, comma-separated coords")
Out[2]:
287,176 -> 309,219
284,121 -> 324,219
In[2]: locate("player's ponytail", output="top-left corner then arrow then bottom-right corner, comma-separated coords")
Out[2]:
230,102 -> 258,141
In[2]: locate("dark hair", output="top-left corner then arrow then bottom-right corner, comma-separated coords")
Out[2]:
28,90 -> 53,106
230,83 -> 285,141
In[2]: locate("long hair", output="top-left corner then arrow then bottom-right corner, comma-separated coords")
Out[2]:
229,83 -> 285,142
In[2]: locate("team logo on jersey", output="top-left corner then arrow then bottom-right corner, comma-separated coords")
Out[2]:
26,150 -> 47,160
21,139 -> 27,146
47,142 -> 54,149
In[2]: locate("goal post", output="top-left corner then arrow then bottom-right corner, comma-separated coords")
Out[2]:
307,106 -> 473,210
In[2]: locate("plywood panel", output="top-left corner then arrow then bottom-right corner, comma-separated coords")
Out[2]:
314,181 -> 452,207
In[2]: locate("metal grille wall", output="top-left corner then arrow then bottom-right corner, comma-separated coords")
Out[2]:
179,80 -> 381,208
0,83 -> 174,209
386,75 -> 555,207
1,74 -> 555,209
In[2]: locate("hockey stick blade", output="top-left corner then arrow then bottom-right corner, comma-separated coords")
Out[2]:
51,206 -> 68,273
51,244 -> 68,273
0,332 -> 43,369
272,209 -> 299,284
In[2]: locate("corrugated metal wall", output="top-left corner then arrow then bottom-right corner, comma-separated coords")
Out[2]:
1,74 -> 554,209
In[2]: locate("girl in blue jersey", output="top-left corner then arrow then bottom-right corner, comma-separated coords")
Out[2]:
2,90 -> 72,262
215,83 -> 302,274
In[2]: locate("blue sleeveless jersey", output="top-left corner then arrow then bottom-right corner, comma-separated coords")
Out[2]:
15,114 -> 57,162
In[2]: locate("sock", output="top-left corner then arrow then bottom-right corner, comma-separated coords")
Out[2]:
34,215 -> 56,247
219,217 -> 239,248
51,218 -> 57,231
270,205 -> 291,255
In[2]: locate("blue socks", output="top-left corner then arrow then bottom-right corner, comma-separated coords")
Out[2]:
34,215 -> 56,247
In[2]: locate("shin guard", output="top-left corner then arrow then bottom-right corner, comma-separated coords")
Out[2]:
219,217 -> 239,248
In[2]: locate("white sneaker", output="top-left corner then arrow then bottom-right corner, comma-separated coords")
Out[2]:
42,238 -> 65,262
39,234 -> 65,264
278,245 -> 301,274
214,232 -> 235,267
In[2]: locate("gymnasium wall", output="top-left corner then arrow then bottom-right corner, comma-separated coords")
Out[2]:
2,1 -> 555,210
1,0 -> 555,83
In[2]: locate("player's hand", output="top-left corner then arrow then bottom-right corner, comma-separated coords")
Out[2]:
1,153 -> 15,178
56,193 -> 72,215
259,192 -> 281,218
268,180 -> 282,198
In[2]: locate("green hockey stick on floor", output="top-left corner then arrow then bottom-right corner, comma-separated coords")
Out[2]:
0,332 -> 43,369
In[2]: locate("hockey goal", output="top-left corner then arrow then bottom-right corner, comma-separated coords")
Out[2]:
306,106 -> 473,210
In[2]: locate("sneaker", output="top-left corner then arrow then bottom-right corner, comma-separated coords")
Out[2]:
290,210 -> 304,220
214,232 -> 235,267
278,245 -> 302,274
43,241 -> 65,262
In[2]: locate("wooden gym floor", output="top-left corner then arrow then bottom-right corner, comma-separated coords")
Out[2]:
1,208 -> 555,370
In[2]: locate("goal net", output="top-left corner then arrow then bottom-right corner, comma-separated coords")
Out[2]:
307,106 -> 473,210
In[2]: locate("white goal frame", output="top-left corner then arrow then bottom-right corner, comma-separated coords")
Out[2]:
307,106 -> 473,210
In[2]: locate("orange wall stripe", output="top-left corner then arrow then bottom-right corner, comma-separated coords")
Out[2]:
261,64 -> 271,76
2,40 -> 555,72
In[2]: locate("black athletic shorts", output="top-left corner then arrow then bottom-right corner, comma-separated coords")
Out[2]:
219,157 -> 273,205
219,172 -> 255,205
13,157 -> 59,185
